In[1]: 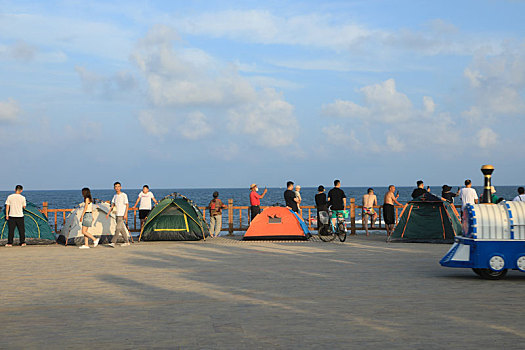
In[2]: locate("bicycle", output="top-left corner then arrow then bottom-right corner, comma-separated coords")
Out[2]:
318,208 -> 347,242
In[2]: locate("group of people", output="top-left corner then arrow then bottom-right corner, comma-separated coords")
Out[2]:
2,182 -> 158,248
5,180 -> 525,246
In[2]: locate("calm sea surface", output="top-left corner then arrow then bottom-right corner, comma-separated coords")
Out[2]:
1,186 -> 522,233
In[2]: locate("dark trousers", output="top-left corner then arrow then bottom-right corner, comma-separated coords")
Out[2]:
8,216 -> 25,245
250,205 -> 261,221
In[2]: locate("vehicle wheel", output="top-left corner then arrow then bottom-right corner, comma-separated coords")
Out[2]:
318,225 -> 335,242
337,223 -> 347,242
476,268 -> 508,280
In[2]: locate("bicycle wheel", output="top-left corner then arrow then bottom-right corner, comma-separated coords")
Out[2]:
318,225 -> 336,242
337,223 -> 347,242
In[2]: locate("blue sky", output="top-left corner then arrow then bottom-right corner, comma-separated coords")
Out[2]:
1,0 -> 525,190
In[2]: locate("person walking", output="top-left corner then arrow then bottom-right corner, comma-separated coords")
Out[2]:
284,181 -> 299,213
459,179 -> 478,212
249,184 -> 267,222
362,188 -> 378,236
132,185 -> 158,231
384,185 -> 402,242
106,182 -> 130,247
513,187 -> 525,201
208,191 -> 226,237
78,187 -> 100,249
5,185 -> 26,247
315,185 -> 328,230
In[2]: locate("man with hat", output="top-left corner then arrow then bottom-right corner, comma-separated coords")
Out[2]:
441,185 -> 459,204
249,184 -> 267,222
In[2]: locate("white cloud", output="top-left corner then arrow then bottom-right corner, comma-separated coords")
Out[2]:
138,110 -> 169,137
322,127 -> 362,151
386,135 -> 406,152
423,96 -> 435,114
0,98 -> 20,122
133,26 -> 299,148
75,66 -> 136,97
228,88 -> 297,147
477,127 -> 498,148
179,111 -> 212,140
322,79 -> 413,123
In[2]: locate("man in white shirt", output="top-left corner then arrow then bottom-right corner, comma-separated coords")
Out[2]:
459,179 -> 478,211
5,185 -> 27,247
133,185 -> 158,230
513,187 -> 525,202
106,182 -> 130,247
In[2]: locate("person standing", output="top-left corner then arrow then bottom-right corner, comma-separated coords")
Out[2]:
459,179 -> 478,212
132,185 -> 158,230
441,185 -> 459,204
513,187 -> 525,201
411,180 -> 429,199
362,188 -> 378,236
284,181 -> 299,213
208,191 -> 227,237
384,185 -> 402,242
249,184 -> 267,222
327,179 -> 346,226
78,187 -> 100,249
5,185 -> 26,247
106,182 -> 130,247
315,185 -> 328,230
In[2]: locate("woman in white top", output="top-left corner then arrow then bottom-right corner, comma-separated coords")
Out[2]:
79,187 -> 99,249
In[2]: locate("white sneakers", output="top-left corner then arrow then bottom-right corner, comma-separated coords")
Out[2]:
108,243 -> 116,248
93,238 -> 100,247
120,242 -> 131,247
79,245 -> 90,249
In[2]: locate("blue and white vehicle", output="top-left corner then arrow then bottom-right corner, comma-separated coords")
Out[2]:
440,201 -> 525,279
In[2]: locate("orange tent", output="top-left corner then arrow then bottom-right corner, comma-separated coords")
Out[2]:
243,207 -> 311,240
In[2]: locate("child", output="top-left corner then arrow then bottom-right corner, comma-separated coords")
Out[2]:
5,185 -> 26,247
78,187 -> 100,249
106,182 -> 130,247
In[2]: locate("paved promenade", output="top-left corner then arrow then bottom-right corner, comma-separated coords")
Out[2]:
1,235 -> 524,349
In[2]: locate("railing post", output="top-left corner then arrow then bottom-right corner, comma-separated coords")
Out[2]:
228,199 -> 234,235
42,202 -> 48,217
350,198 -> 356,235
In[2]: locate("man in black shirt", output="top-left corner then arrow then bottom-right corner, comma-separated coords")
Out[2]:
315,185 -> 328,230
411,180 -> 429,199
284,181 -> 299,213
327,179 -> 346,225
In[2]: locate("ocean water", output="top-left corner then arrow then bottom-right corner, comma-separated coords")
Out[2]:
0,186 -> 522,233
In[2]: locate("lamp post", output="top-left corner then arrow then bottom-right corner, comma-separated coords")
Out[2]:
481,165 -> 494,204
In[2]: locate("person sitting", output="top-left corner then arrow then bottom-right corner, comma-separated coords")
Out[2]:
411,180 -> 429,199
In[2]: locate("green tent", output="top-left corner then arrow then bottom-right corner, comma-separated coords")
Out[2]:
391,193 -> 461,243
139,193 -> 209,241
0,202 -> 55,244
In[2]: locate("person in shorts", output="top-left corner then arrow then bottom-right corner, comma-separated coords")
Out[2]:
133,185 -> 158,230
5,185 -> 26,247
384,185 -> 401,242
362,188 -> 378,236
327,179 -> 346,226
315,185 -> 328,230
78,187 -> 100,249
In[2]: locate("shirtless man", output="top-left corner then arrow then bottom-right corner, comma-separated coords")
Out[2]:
362,188 -> 378,236
383,185 -> 402,242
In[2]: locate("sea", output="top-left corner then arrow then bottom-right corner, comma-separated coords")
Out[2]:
0,186 -> 522,234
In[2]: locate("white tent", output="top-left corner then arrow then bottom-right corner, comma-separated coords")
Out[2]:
59,202 -> 129,245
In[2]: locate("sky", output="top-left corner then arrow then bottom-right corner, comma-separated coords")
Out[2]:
1,0 -> 525,190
